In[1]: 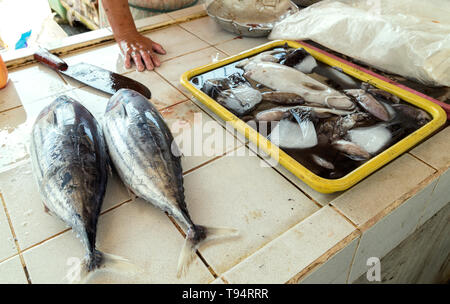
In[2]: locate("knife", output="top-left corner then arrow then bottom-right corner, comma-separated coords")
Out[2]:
33,47 -> 151,99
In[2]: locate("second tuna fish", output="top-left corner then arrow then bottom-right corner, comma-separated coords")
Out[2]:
102,89 -> 238,277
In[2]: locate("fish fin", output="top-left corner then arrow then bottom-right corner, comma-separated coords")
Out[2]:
45,110 -> 57,125
176,225 -> 239,278
67,249 -> 141,284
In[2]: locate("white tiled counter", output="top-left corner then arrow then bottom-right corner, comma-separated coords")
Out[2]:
0,4 -> 448,284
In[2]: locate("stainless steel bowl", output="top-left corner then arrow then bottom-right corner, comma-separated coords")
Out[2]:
206,1 -> 299,38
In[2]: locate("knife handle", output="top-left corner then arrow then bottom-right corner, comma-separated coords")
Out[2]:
34,47 -> 68,71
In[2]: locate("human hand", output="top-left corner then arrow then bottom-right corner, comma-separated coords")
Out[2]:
116,32 -> 166,71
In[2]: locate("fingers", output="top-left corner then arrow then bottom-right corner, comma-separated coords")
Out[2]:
152,42 -> 166,55
140,50 -> 154,71
118,42 -> 132,69
150,50 -> 161,67
119,37 -> 165,71
124,53 -> 132,69
130,51 -> 145,72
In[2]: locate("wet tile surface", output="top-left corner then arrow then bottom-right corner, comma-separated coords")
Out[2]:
156,47 -> 228,95
245,140 -> 342,206
0,161 -> 130,251
23,199 -> 214,283
0,106 -> 30,171
161,100 -> 242,173
331,154 -> 436,228
144,25 -> 209,63
0,65 -> 69,112
271,163 -> 342,206
0,201 -> 17,261
179,17 -> 236,45
124,70 -> 187,110
221,206 -> 355,283
62,43 -> 128,75
215,37 -> 270,56
0,256 -> 28,284
183,146 -> 320,275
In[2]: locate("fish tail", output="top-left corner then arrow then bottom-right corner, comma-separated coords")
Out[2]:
176,225 -> 239,278
67,249 -> 140,284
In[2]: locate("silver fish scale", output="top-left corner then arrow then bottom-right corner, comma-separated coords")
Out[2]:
103,97 -> 191,228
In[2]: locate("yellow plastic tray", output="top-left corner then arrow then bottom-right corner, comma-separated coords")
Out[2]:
180,40 -> 446,193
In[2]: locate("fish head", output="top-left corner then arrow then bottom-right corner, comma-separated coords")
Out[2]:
106,89 -> 155,118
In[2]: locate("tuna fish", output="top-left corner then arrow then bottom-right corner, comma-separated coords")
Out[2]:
29,95 -> 135,283
102,89 -> 238,277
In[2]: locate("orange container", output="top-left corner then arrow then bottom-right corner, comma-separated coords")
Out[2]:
0,55 -> 8,89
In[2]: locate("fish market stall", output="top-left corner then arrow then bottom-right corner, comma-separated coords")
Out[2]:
0,4 -> 449,284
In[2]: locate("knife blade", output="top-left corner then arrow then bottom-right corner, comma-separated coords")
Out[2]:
34,47 -> 151,99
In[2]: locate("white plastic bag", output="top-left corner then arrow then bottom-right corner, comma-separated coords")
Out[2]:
269,0 -> 450,87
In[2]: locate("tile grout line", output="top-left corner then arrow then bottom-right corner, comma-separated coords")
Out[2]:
221,277 -> 230,284
20,228 -> 71,254
100,198 -> 134,215
0,252 -> 19,265
211,44 -> 233,57
177,19 -> 240,51
158,44 -> 213,67
0,104 -> 24,114
186,97 -> 250,146
329,204 -> 359,228
286,230 -> 361,284
159,99 -> 189,112
248,147 -> 324,209
163,144 -> 247,279
345,234 -> 362,284
0,193 -> 32,283
183,143 -> 244,176
413,172 -> 441,232
16,198 -> 134,256
165,214 -> 219,279
407,152 -> 439,171
357,170 -> 440,233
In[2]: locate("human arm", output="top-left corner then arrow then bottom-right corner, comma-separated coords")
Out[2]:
101,0 -> 166,71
